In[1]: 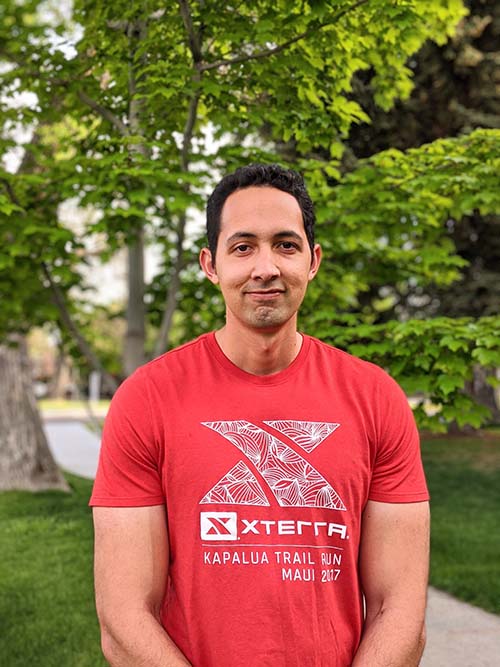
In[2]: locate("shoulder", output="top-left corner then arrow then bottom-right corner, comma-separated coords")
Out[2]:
124,333 -> 212,387
146,332 -> 211,368
305,335 -> 396,388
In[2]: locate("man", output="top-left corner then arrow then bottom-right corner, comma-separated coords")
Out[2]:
90,164 -> 430,666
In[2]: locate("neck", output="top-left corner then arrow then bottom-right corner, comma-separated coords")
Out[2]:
215,319 -> 303,376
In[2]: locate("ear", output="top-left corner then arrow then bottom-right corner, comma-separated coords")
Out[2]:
308,243 -> 322,281
199,247 -> 219,284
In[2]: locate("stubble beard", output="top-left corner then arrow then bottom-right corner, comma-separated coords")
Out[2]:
249,305 -> 287,328
225,284 -> 304,331
241,293 -> 299,330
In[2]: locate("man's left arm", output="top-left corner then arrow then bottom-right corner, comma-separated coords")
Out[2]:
352,500 -> 430,667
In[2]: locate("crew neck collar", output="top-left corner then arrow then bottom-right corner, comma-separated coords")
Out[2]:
206,330 -> 311,386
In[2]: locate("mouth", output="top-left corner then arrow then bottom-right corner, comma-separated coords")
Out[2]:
247,289 -> 283,294
245,289 -> 284,298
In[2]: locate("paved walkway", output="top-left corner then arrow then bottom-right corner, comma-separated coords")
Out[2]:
43,418 -> 101,479
422,588 -> 500,666
44,417 -> 500,666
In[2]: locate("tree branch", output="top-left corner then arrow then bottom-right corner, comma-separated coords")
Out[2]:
449,100 -> 500,130
200,0 -> 370,71
181,86 -> 201,170
107,20 -> 129,32
178,0 -> 203,169
152,84 -> 197,353
152,3 -> 203,355
0,177 -> 22,208
77,90 -> 129,136
154,77 -> 199,355
178,0 -> 203,64
152,216 -> 187,358
42,263 -> 119,394
5,129 -> 118,393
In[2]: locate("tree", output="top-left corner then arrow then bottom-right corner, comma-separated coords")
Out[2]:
1,0 -> 468,364
343,0 -> 500,422
1,0 -> 497,484
311,129 -> 500,431
0,337 -> 68,491
346,0 -> 500,319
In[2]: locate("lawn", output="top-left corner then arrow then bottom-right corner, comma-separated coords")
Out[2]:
0,474 -> 106,667
0,436 -> 499,665
38,399 -> 111,412
422,435 -> 500,614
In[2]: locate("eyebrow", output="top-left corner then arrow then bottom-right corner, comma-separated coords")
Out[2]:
225,230 -> 304,246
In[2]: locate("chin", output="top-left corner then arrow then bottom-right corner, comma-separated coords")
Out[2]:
247,310 -> 292,329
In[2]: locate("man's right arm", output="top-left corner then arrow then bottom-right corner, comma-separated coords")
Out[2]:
93,505 -> 191,666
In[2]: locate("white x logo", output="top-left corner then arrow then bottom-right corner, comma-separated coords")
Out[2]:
200,420 -> 345,511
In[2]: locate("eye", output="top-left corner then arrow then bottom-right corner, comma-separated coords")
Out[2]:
234,244 -> 251,253
278,241 -> 298,251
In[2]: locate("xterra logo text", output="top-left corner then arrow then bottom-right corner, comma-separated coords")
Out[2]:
200,512 -> 348,541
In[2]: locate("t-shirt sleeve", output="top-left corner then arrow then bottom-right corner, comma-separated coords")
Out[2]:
368,371 -> 429,503
89,368 -> 164,507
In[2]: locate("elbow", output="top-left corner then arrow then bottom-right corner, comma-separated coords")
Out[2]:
99,620 -> 121,665
96,603 -> 161,664
415,621 -> 427,663
101,632 -> 114,664
419,622 -> 427,651
96,602 -> 125,666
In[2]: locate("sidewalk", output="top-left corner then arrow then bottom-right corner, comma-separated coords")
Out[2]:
43,418 -> 101,479
422,588 -> 500,666
44,417 -> 500,667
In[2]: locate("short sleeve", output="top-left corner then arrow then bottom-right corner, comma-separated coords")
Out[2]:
89,368 -> 165,507
368,372 -> 429,503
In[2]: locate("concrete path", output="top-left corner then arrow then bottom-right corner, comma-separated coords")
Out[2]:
421,588 -> 500,666
43,418 -> 101,479
44,418 -> 500,666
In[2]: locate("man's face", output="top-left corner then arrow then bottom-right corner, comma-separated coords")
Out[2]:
200,186 -> 321,332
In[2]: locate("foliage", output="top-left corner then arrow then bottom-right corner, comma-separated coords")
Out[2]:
175,130 -> 500,432
0,0 -> 467,334
348,0 -> 500,154
310,129 -> 500,311
62,302 -> 126,380
346,0 -> 500,320
314,315 -> 500,431
3,1 -> 500,431
0,159 -> 81,334
163,127 -> 500,326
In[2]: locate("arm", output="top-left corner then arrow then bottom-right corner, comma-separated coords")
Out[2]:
93,505 -> 191,666
352,500 -> 430,667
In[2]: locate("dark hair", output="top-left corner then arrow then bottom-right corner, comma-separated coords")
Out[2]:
206,163 -> 316,259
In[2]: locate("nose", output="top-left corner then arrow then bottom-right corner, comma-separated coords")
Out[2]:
250,247 -> 281,282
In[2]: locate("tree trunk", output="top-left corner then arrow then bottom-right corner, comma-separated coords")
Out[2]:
46,345 -> 65,398
470,365 -> 500,423
124,234 -> 146,375
0,338 -> 69,491
123,21 -> 148,376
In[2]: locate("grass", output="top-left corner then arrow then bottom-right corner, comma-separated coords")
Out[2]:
422,435 -> 500,614
0,474 -> 106,667
0,437 -> 499,666
38,399 -> 111,412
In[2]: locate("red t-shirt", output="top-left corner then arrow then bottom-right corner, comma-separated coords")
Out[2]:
90,333 -> 429,666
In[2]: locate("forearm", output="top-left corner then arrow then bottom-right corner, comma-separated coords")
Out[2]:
100,609 -> 191,667
352,606 -> 426,667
